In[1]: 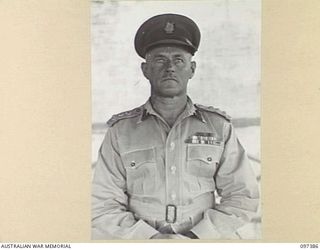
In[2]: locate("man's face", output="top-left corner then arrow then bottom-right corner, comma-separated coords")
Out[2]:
141,46 -> 196,98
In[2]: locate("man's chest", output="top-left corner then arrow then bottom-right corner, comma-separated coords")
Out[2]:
115,118 -> 225,197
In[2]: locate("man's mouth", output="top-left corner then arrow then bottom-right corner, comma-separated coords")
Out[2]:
162,77 -> 177,82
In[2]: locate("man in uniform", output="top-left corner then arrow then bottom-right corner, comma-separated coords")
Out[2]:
92,13 -> 259,240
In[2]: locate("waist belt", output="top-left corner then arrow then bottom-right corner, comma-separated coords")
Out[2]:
129,193 -> 215,224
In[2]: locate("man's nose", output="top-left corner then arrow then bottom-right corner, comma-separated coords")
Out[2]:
165,60 -> 175,72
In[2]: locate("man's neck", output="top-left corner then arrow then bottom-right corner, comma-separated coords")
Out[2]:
150,95 -> 188,127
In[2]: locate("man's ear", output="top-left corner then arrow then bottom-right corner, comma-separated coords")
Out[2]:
190,61 -> 196,79
141,62 -> 149,79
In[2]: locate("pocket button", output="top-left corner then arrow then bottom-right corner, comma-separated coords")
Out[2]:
130,161 -> 136,167
207,157 -> 212,162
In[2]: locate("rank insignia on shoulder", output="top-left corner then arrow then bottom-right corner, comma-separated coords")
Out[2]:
194,104 -> 232,121
185,132 -> 222,145
106,107 -> 142,127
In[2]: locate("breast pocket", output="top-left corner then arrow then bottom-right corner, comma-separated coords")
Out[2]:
186,144 -> 223,192
122,147 -> 157,196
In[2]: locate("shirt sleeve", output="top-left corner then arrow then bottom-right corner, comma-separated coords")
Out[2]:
190,122 -> 260,239
91,127 -> 159,239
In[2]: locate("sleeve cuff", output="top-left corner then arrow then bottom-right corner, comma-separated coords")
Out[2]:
191,219 -> 222,239
183,231 -> 199,239
129,219 -> 159,239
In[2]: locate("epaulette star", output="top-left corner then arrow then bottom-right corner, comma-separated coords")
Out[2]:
195,104 -> 232,121
106,108 -> 142,127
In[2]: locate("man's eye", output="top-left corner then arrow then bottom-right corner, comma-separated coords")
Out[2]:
155,58 -> 165,63
175,58 -> 184,64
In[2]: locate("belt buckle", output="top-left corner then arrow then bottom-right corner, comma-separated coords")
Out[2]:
166,204 -> 177,223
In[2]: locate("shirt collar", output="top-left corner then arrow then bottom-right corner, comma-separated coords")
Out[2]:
137,96 -> 206,124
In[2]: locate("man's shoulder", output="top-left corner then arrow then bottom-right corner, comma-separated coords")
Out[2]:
195,103 -> 232,122
106,106 -> 143,127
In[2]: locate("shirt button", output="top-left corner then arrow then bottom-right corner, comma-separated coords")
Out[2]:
170,165 -> 176,174
170,193 -> 176,201
170,142 -> 175,151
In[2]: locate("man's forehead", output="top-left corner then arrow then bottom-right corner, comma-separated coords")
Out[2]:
146,46 -> 192,57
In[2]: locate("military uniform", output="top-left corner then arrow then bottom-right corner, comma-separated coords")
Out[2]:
92,98 -> 259,239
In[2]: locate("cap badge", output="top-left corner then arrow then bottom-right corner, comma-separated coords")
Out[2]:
164,22 -> 175,34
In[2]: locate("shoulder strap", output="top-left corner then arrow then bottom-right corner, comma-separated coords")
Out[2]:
195,104 -> 232,121
106,107 -> 142,127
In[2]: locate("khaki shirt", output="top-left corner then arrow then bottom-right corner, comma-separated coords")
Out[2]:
92,98 -> 259,239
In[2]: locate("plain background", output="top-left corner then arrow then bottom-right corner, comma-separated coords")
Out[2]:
0,0 -> 320,242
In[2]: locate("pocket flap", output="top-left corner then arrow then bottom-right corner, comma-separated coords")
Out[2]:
122,148 -> 156,169
187,144 -> 223,164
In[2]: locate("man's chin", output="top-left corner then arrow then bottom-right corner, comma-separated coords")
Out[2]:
157,90 -> 183,98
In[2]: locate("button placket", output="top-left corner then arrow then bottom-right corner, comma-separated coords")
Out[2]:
165,127 -> 179,208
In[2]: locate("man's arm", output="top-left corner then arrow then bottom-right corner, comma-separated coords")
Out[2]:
91,127 -> 159,239
189,122 -> 260,239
